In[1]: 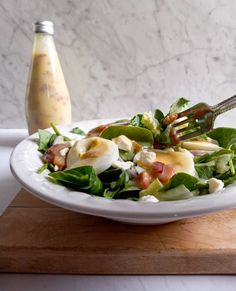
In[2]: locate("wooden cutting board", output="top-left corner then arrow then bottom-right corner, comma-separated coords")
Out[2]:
1,189 -> 236,274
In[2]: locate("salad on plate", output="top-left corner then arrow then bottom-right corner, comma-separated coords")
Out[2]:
37,98 -> 236,203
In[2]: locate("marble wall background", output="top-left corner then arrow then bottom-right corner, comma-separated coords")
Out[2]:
1,0 -> 236,128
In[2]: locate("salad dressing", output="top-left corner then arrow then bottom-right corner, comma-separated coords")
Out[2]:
25,21 -> 72,134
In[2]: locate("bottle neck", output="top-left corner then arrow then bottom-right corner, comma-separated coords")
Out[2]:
32,33 -> 56,55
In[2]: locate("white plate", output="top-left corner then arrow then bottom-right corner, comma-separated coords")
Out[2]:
10,119 -> 236,225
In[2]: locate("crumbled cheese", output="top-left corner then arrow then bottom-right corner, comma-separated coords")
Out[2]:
134,150 -> 156,165
53,135 -> 65,145
112,135 -> 133,151
139,195 -> 159,203
60,147 -> 69,157
133,151 -> 141,163
54,165 -> 59,171
69,139 -> 77,147
135,166 -> 145,175
112,160 -> 134,170
208,178 -> 224,193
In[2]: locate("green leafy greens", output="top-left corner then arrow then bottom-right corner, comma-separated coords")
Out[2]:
49,166 -> 104,196
71,127 -> 86,136
36,98 -> 236,202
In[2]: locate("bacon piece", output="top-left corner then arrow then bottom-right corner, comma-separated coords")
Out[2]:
150,162 -> 164,176
169,127 -> 180,145
162,113 -> 178,126
149,162 -> 175,184
87,124 -> 110,137
135,172 -> 153,189
43,144 -> 69,170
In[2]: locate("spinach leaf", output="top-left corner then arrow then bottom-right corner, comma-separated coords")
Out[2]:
103,170 -> 129,199
130,114 -> 143,127
169,97 -> 189,114
194,149 -> 234,178
155,127 -> 172,145
194,152 -> 211,164
139,175 -> 201,201
48,166 -> 103,196
195,161 -> 215,179
119,149 -> 135,161
195,149 -> 233,175
194,149 -> 233,163
71,127 -> 86,136
163,173 -> 206,191
113,188 -> 140,200
38,129 -> 54,153
215,154 -> 232,174
157,185 -> 195,201
48,133 -> 57,147
101,125 -> 154,145
207,127 -> 236,148
154,109 -> 165,123
100,169 -> 139,199
223,175 -> 236,187
98,168 -> 122,185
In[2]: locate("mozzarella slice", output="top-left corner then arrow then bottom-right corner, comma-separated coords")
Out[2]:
66,137 -> 119,174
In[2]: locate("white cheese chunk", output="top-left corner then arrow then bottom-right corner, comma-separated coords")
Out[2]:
139,195 -> 159,203
53,135 -> 65,145
59,147 -> 69,157
134,150 -> 156,165
135,166 -> 145,175
112,135 -> 133,152
54,165 -> 59,171
208,178 -> 224,193
112,160 -> 134,170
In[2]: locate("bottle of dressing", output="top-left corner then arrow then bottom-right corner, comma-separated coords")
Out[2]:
25,21 -> 72,134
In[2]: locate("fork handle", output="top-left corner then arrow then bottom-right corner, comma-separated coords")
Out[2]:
212,95 -> 236,117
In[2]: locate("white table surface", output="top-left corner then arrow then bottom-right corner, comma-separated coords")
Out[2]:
1,274 -> 236,291
0,129 -> 235,291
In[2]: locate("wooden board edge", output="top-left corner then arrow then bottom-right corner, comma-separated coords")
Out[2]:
1,252 -> 236,274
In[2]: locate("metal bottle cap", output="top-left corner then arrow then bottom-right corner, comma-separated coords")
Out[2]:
33,21 -> 54,34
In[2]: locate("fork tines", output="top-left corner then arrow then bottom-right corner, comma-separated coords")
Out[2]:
171,117 -> 202,141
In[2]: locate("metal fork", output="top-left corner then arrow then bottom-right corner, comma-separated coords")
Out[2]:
171,95 -> 236,142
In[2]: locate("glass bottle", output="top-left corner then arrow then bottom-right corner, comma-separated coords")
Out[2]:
25,21 -> 72,134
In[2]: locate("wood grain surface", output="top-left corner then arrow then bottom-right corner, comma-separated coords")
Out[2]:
0,189 -> 236,274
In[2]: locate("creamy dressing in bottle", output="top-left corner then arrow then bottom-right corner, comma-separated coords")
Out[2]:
25,21 -> 72,134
